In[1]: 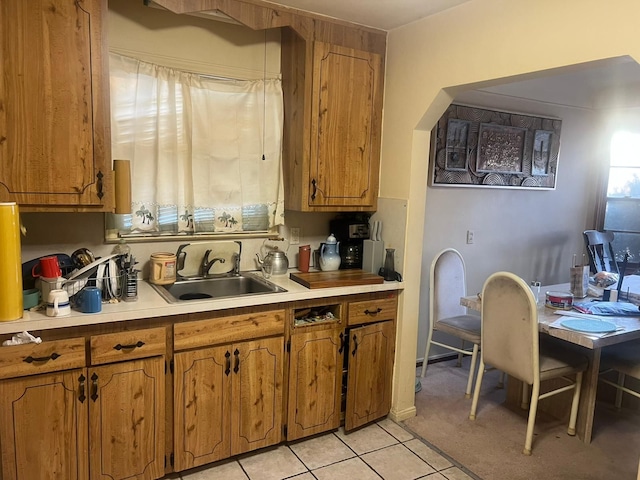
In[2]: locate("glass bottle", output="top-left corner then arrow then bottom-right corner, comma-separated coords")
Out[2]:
383,248 -> 396,281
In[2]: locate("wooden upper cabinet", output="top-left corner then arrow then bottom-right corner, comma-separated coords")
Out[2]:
0,0 -> 113,211
309,42 -> 382,210
282,28 -> 385,213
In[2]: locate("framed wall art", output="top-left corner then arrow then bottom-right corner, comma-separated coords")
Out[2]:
430,104 -> 562,189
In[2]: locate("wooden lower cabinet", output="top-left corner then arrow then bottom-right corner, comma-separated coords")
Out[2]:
0,369 -> 89,480
88,356 -> 165,480
174,336 -> 284,471
287,328 -> 343,441
345,320 -> 395,430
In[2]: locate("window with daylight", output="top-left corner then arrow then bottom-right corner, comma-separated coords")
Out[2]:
107,52 -> 285,239
602,131 -> 640,264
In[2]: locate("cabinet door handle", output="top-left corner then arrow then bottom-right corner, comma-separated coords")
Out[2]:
23,352 -> 60,363
338,332 -> 345,354
90,372 -> 99,402
311,179 -> 317,200
114,341 -> 145,351
233,348 -> 240,373
351,334 -> 358,356
225,351 -> 231,376
364,308 -> 382,316
96,171 -> 104,199
78,374 -> 86,403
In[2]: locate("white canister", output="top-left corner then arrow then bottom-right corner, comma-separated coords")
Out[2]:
149,252 -> 177,285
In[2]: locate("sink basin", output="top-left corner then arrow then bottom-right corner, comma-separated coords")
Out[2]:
151,274 -> 287,303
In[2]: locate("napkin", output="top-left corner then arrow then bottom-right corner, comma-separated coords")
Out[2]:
2,331 -> 42,346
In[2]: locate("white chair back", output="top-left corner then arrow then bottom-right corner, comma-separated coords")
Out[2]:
481,272 -> 539,386
431,249 -> 468,324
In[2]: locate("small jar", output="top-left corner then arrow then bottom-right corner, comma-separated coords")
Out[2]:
529,281 -> 541,305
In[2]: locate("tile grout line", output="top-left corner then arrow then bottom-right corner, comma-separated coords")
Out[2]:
394,420 -> 483,480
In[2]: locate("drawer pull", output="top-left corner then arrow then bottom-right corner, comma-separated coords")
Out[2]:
364,308 -> 383,316
91,372 -> 99,402
78,374 -> 86,403
225,351 -> 231,376
23,352 -> 60,364
113,341 -> 145,351
351,334 -> 358,356
233,348 -> 240,373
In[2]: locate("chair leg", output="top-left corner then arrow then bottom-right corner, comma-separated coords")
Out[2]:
568,372 -> 583,436
521,382 -> 529,410
615,372 -> 626,410
420,326 -> 435,378
497,371 -> 505,389
469,359 -> 485,420
523,381 -> 540,456
456,339 -> 464,367
465,343 -> 479,399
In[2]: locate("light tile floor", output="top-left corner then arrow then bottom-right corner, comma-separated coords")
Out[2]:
175,419 -> 480,480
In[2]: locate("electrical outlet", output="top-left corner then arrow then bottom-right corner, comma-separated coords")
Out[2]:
290,227 -> 300,245
466,230 -> 475,244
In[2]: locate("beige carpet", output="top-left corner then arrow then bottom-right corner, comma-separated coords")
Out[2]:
403,359 -> 640,480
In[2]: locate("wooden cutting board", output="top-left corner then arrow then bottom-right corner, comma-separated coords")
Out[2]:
289,269 -> 384,289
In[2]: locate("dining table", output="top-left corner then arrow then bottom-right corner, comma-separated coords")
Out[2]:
461,282 -> 640,444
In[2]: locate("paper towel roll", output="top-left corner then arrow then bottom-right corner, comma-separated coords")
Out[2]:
0,203 -> 23,320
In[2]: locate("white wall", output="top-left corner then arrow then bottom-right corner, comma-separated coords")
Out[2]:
381,0 -> 640,422
417,90 -> 600,360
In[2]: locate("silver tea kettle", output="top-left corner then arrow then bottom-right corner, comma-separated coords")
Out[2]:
255,250 -> 289,275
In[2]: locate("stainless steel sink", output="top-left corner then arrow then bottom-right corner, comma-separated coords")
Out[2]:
151,274 -> 287,303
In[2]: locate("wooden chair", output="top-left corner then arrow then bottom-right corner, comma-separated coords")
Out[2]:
421,248 -> 481,398
583,230 -> 619,274
469,272 -> 588,455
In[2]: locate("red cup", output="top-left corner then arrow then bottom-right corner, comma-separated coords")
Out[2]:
298,245 -> 311,273
32,256 -> 62,278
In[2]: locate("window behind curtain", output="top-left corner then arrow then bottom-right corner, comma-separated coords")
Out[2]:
603,131 -> 640,262
108,53 -> 285,238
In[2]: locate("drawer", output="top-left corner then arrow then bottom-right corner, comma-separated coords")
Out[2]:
175,309 -> 285,351
0,337 -> 86,380
90,327 -> 166,365
348,297 -> 397,326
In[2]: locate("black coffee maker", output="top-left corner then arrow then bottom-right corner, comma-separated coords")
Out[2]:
329,214 -> 370,269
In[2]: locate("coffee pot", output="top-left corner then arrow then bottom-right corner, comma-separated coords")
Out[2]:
255,250 -> 289,276
320,234 -> 341,271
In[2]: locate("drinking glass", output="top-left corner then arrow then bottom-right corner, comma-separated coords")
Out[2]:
261,263 -> 273,279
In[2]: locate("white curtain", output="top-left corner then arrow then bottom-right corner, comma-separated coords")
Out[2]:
109,53 -> 285,234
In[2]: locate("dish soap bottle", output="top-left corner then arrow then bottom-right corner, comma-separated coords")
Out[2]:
319,234 -> 341,271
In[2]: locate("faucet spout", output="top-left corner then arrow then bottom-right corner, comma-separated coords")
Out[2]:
200,249 -> 225,277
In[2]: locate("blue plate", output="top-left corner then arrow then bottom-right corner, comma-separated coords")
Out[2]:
560,319 -> 617,333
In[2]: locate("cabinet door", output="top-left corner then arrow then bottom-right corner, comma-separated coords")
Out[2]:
309,41 -> 382,209
231,337 -> 283,455
174,346 -> 232,471
89,357 -> 165,480
287,328 -> 342,440
345,321 -> 394,431
0,0 -> 112,209
0,369 -> 89,480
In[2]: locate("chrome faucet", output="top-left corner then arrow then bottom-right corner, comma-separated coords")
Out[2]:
231,252 -> 241,275
200,249 -> 225,277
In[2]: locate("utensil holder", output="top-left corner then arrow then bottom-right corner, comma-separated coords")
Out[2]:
124,270 -> 139,302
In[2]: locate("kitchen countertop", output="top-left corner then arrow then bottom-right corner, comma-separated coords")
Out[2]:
0,271 -> 403,336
